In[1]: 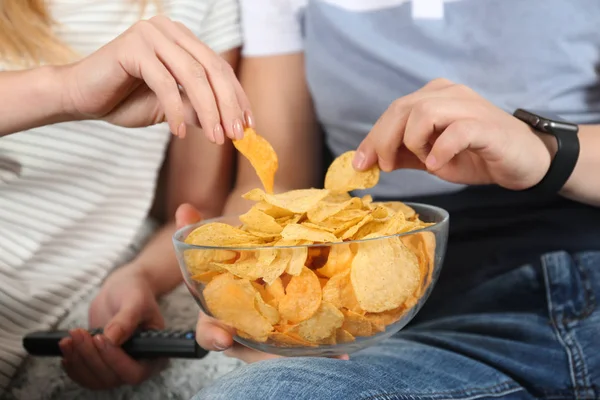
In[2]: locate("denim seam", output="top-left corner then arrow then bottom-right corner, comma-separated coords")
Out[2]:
562,254 -> 597,323
360,381 -> 523,400
541,253 -> 594,400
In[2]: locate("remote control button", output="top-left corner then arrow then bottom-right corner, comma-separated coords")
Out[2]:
185,331 -> 195,340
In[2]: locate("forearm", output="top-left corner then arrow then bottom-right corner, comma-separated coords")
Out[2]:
559,125 -> 600,207
0,66 -> 72,136
126,221 -> 183,297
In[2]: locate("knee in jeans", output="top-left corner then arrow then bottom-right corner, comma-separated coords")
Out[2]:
195,357 -> 341,400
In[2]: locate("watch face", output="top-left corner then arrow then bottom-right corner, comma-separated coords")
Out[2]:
514,109 -> 579,134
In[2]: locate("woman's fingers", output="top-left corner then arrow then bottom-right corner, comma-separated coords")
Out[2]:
148,16 -> 247,140
195,312 -> 235,351
123,40 -> 186,138
60,330 -> 121,389
94,334 -> 164,386
138,21 -> 222,143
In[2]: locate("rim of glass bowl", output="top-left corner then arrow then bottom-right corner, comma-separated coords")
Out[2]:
172,202 -> 449,252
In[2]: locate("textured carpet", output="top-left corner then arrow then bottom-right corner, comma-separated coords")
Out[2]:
3,285 -> 242,400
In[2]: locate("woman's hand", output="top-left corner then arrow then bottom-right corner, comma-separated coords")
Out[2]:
353,78 -> 556,191
61,16 -> 252,143
60,267 -> 166,389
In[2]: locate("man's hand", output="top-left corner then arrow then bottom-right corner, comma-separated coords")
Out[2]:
61,16 -> 253,143
353,78 -> 556,191
59,267 -> 166,389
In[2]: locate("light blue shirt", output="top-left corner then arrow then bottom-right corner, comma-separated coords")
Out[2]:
242,0 -> 600,198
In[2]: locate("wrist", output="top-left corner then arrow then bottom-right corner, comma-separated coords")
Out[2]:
124,261 -> 183,297
30,65 -> 74,125
52,63 -> 82,121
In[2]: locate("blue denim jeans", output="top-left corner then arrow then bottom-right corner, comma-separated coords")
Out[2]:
193,251 -> 600,400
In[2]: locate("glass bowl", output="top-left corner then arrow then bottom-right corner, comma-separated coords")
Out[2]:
173,202 -> 449,357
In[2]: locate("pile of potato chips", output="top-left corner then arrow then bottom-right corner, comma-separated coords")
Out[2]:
183,128 -> 436,347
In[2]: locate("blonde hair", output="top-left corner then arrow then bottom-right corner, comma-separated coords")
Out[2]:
0,0 -> 159,68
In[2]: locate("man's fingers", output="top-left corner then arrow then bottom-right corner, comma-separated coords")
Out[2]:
403,98 -> 483,163
354,81 -> 455,172
426,119 -> 485,171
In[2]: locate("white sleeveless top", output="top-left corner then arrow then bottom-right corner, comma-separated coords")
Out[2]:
0,0 -> 241,391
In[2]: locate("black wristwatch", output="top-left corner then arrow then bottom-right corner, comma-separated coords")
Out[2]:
513,108 -> 580,194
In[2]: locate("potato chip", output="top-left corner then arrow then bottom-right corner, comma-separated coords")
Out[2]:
243,188 -> 330,214
255,201 -> 295,219
319,277 -> 329,288
184,249 -> 236,275
341,309 -> 373,337
375,201 -> 416,220
370,205 -> 389,220
212,248 -> 284,284
278,267 -> 322,323
316,243 -> 353,278
191,270 -> 222,284
186,223 -> 264,247
293,302 -> 344,342
269,331 -> 316,347
322,270 -> 362,313
266,277 -> 285,298
365,306 -> 407,333
239,207 -> 283,235
351,237 -> 420,312
254,292 -> 280,325
233,128 -> 278,194
203,273 -> 273,340
302,222 -> 336,233
286,247 -> 308,276
341,214 -> 374,240
184,139 -> 439,350
400,232 -> 436,298
281,224 -> 340,243
335,328 -> 355,344
307,197 -> 362,223
324,151 -> 380,193
263,249 -> 293,285
238,329 -> 268,343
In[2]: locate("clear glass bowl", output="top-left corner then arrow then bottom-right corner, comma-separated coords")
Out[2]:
173,202 -> 449,357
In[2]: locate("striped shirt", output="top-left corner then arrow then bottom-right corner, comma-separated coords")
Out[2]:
0,0 -> 241,391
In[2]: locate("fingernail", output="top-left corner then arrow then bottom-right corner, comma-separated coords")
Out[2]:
94,334 -> 108,351
214,124 -> 224,145
353,151 -> 367,170
233,119 -> 244,140
69,329 -> 81,346
104,323 -> 121,345
244,111 -> 255,128
425,154 -> 437,170
59,338 -> 73,357
177,122 -> 186,138
213,341 -> 229,351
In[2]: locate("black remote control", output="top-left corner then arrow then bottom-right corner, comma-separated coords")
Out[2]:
23,329 -> 209,359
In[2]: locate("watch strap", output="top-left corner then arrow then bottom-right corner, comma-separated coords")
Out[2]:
513,109 -> 580,194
